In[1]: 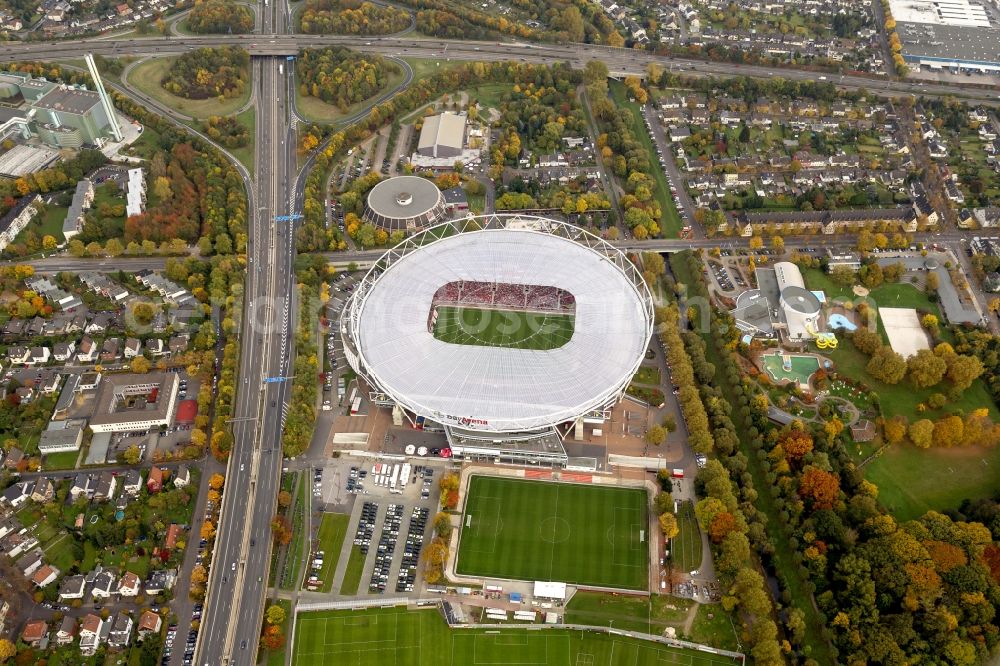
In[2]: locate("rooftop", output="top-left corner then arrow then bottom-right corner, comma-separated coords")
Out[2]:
34,86 -> 101,115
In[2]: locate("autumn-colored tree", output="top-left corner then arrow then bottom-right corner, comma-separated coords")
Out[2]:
882,415 -> 908,444
0,639 -> 14,662
925,539 -> 967,573
190,564 -> 207,586
200,520 -> 216,541
824,417 -> 845,440
424,540 -> 449,567
277,491 -> 292,508
932,415 -> 964,448
694,497 -> 727,531
867,346 -> 907,384
982,544 -> 1000,584
658,512 -> 679,540
271,515 -> 292,545
209,473 -> 225,490
443,489 -> 459,510
907,348 -> 947,389
260,624 -> 285,650
908,418 -> 935,448
947,354 -> 984,391
708,511 -> 737,544
798,466 -> 840,511
265,604 -> 285,625
780,429 -> 813,463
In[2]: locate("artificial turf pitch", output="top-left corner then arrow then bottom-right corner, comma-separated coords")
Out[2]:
455,476 -> 648,590
432,306 -> 574,350
292,607 -> 741,666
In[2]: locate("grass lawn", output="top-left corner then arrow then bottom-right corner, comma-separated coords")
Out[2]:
564,592 -> 692,634
43,534 -> 80,572
43,449 -> 80,470
689,603 -> 741,653
403,58 -> 465,85
432,306 -> 574,350
670,500 -> 702,574
855,442 -> 1000,521
312,513 -> 349,593
633,366 -> 662,386
264,599 -> 293,666
824,342 -> 999,422
338,545 -> 366,596
295,67 -> 405,124
281,472 -> 308,590
456,476 -> 649,590
229,106 -> 255,174
127,57 -> 251,119
466,83 -> 511,110
608,80 -> 682,237
292,607 -> 741,666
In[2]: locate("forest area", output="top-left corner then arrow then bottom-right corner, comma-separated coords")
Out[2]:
297,47 -> 401,111
186,0 -> 255,33
299,0 -> 410,35
160,47 -> 250,101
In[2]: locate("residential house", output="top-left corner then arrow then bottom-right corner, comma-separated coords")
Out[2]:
100,337 -> 120,362
31,564 -> 59,587
69,473 -> 92,500
91,570 -> 116,600
173,466 -> 190,488
1,482 -> 29,508
79,614 -> 103,656
122,469 -> 142,496
0,195 -> 40,252
138,610 -> 161,638
16,548 -> 44,577
94,471 -> 116,502
124,338 -> 141,359
146,466 -> 163,493
85,313 -> 112,335
3,447 -> 23,471
58,574 -> 86,600
55,616 -> 77,645
21,619 -> 48,647
165,523 -> 182,549
117,571 -> 141,597
108,611 -> 133,648
168,335 -> 189,355
144,568 -> 176,595
144,338 -> 165,356
53,340 -> 76,362
29,478 -> 54,503
28,346 -> 50,365
76,336 -> 99,363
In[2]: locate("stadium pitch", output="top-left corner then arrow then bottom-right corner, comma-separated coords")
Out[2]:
432,306 -> 574,351
292,607 -> 742,666
456,476 -> 648,590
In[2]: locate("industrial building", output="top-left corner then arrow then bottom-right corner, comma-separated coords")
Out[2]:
125,168 -> 145,218
0,61 -> 123,150
890,0 -> 1000,73
417,112 -> 466,158
734,262 -> 823,342
63,179 -> 94,242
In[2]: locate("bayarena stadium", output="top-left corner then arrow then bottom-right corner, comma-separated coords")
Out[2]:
340,214 -> 654,467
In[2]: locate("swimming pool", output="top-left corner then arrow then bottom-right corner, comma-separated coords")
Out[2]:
828,313 -> 857,332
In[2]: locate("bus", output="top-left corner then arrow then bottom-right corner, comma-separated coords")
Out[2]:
350,396 -> 361,415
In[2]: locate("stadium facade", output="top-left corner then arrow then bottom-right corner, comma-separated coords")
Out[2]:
340,214 -> 654,467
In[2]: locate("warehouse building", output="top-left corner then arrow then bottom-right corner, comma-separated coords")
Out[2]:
417,112 -> 466,158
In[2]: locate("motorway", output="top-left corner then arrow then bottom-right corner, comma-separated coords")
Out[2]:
193,1 -> 298,664
0,35 -> 994,105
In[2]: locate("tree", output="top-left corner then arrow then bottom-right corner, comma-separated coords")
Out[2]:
200,520 -> 216,541
933,414 -> 964,448
798,466 -> 840,510
131,356 -> 151,374
651,509 -> 677,539
925,271 -> 939,293
694,497 -> 726,531
708,511 -> 737,543
770,235 -> 784,253
265,604 -> 285,625
209,473 -> 225,490
947,354 -> 984,391
131,302 -> 155,326
829,265 -> 856,287
779,429 -> 813,463
852,328 -> 883,355
908,418 -> 935,448
883,415 -> 908,444
42,235 -> 57,251
645,425 -> 667,448
653,492 -> 673,515
122,444 -> 142,465
867,346 -> 906,384
277,491 -> 292,508
921,313 -> 939,330
907,348 -> 947,388
0,639 -> 14,662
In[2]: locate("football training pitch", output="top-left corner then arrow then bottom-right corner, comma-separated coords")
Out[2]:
292,607 -> 741,666
456,476 -> 648,590
432,306 -> 574,351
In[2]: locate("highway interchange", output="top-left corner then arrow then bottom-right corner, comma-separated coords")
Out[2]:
2,5 -> 1000,665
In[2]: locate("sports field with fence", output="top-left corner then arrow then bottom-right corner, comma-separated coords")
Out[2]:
432,306 -> 574,350
456,476 -> 648,590
292,607 -> 741,666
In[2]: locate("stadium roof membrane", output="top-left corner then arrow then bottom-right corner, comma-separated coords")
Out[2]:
345,216 -> 653,433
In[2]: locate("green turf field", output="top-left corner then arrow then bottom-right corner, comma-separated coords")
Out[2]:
292,607 -> 741,666
456,476 -> 648,590
432,306 -> 574,350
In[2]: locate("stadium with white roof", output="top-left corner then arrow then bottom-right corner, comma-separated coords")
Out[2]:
340,214 -> 654,466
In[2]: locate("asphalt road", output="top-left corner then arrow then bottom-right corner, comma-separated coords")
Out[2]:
195,2 -> 297,664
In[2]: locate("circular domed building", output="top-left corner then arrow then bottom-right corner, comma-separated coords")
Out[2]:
364,175 -> 446,233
